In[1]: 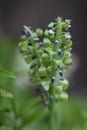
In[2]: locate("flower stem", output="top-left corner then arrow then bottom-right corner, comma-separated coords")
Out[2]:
48,17 -> 62,130
49,83 -> 56,130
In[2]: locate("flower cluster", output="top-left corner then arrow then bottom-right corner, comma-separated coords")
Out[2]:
19,17 -> 72,106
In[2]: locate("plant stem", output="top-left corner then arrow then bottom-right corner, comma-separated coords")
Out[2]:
48,17 -> 62,130
49,83 -> 56,130
56,17 -> 62,47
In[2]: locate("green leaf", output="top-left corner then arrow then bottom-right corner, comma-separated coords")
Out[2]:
23,55 -> 32,64
40,80 -> 50,91
45,49 -> 56,56
58,92 -> 68,101
64,40 -> 72,48
0,68 -> 16,78
19,42 -> 28,52
44,29 -> 49,37
17,106 -> 46,130
0,89 -> 13,98
59,79 -> 69,90
17,96 -> 40,117
43,38 -> 51,44
36,28 -> 43,36
52,59 -> 62,68
20,35 -> 26,42
63,56 -> 72,65
38,67 -> 46,77
55,85 -> 62,93
48,22 -> 54,27
42,53 -> 49,60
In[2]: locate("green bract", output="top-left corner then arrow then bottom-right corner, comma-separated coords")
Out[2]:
19,17 -> 72,105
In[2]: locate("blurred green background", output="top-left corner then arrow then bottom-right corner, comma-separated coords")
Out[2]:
0,0 -> 87,130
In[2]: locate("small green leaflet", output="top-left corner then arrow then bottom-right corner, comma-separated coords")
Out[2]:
0,68 -> 16,78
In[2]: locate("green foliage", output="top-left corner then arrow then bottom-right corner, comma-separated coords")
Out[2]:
0,68 -> 16,79
0,89 -> 13,98
0,39 -> 16,98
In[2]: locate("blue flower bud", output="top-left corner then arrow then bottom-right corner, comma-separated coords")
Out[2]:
58,49 -> 62,56
54,19 -> 57,23
39,42 -> 43,47
49,96 -> 53,102
54,40 -> 59,45
51,77 -> 55,83
29,26 -> 32,30
22,30 -> 31,36
57,65 -> 60,69
53,23 -> 56,28
59,70 -> 63,77
48,27 -> 53,30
